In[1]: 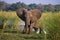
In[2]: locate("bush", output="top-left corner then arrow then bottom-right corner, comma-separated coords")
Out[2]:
0,11 -> 21,30
39,12 -> 60,40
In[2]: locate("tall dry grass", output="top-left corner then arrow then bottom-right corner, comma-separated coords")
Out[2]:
0,11 -> 60,40
0,11 -> 22,30
36,12 -> 60,40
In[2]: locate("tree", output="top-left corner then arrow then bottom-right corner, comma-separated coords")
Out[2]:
28,4 -> 38,10
37,4 -> 44,12
8,2 -> 28,11
0,1 -> 10,11
47,4 -> 55,12
0,1 -> 6,10
55,5 -> 60,12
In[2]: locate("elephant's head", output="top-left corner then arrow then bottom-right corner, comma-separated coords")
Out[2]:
16,8 -> 28,21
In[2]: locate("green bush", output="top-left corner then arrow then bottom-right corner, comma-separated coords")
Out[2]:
40,13 -> 60,40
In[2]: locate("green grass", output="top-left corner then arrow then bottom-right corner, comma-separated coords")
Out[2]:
0,11 -> 60,40
0,11 -> 22,29
0,32 -> 45,40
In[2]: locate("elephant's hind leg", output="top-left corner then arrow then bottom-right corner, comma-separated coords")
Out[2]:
34,27 -> 43,34
36,28 -> 40,34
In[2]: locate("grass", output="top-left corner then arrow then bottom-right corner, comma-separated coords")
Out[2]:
40,12 -> 60,40
0,11 -> 60,40
0,32 -> 45,40
0,11 -> 22,30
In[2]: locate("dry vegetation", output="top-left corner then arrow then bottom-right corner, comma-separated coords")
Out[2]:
0,11 -> 60,40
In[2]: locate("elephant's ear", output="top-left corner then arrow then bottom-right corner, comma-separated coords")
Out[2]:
23,8 -> 28,17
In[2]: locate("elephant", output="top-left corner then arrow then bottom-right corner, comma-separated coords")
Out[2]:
16,8 -> 42,34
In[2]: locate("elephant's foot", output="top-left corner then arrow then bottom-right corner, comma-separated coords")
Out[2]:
22,29 -> 29,34
22,31 -> 28,34
22,30 -> 26,34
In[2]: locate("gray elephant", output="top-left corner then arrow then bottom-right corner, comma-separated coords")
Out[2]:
16,8 -> 42,34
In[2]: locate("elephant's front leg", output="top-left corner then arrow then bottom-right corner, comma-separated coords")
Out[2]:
25,25 -> 29,34
23,25 -> 26,34
23,24 -> 29,34
28,22 -> 35,34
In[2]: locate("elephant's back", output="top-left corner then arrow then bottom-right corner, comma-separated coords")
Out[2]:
29,9 -> 42,22
30,9 -> 42,19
